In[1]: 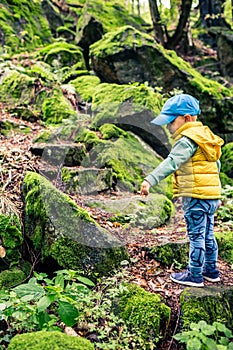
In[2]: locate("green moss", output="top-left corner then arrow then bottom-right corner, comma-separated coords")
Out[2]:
77,0 -> 147,35
75,128 -> 102,148
221,142 -> 233,178
180,287 -> 233,331
8,330 -> 94,350
0,0 -> 52,54
0,268 -> 26,289
70,75 -> 101,102
0,214 -> 23,266
84,133 -> 169,194
90,25 -> 153,57
99,124 -> 129,139
0,70 -> 35,105
119,283 -> 171,347
148,240 -> 189,266
36,42 -> 86,69
90,82 -> 163,129
41,88 -> 77,124
216,231 -> 233,264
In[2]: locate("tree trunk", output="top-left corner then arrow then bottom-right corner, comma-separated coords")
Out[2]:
166,0 -> 193,50
148,0 -> 166,45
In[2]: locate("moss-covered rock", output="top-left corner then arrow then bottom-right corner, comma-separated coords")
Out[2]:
119,283 -> 171,348
41,87 -> 77,124
0,70 -> 35,105
220,142 -> 233,178
70,75 -> 101,102
0,268 -> 26,289
81,131 -> 171,195
35,42 -> 86,69
0,0 -> 52,54
22,171 -> 129,277
86,193 -> 173,229
216,231 -> 233,264
180,286 -> 233,331
8,330 -> 94,350
0,214 -> 23,267
145,239 -> 189,266
90,83 -> 171,158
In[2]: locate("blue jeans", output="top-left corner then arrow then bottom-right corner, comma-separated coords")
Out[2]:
182,197 -> 220,278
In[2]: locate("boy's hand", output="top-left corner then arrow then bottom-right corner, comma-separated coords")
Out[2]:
140,180 -> 150,196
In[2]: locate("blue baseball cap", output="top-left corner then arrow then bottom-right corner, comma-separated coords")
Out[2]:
151,94 -> 201,125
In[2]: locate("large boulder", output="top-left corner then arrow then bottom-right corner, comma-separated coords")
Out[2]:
90,83 -> 171,158
180,286 -> 233,331
21,171 -> 129,277
90,26 -> 233,133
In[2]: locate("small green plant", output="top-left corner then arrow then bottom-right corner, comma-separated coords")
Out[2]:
174,320 -> 233,350
0,269 -> 94,347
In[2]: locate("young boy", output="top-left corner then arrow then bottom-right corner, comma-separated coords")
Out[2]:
140,94 -> 224,287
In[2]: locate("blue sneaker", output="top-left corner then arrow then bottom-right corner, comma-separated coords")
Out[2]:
170,270 -> 204,287
203,271 -> 220,282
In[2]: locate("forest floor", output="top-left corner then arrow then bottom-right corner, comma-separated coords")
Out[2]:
1,103 -> 233,350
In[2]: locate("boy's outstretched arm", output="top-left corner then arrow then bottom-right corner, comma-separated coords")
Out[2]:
140,136 -> 198,196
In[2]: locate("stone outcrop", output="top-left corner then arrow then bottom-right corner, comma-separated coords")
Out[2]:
22,171 -> 129,277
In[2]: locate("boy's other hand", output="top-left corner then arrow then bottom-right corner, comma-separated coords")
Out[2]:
140,180 -> 150,196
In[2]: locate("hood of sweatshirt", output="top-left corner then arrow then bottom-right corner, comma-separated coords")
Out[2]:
173,122 -> 224,161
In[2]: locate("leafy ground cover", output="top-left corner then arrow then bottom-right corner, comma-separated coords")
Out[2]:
0,104 -> 233,349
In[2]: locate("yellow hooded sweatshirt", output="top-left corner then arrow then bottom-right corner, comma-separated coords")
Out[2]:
172,121 -> 224,199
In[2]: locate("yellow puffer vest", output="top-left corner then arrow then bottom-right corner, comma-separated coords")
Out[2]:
172,122 -> 224,199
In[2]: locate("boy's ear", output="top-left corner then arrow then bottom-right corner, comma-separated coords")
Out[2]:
184,114 -> 192,122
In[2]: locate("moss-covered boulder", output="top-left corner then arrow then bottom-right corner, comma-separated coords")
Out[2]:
35,42 -> 86,69
0,0 -> 52,54
221,142 -> 233,178
119,283 -> 171,348
0,214 -> 23,268
90,83 -> 171,158
0,70 -> 36,106
90,25 -> 233,133
22,171 -> 129,277
8,330 -> 94,350
86,193 -> 173,229
145,239 -> 189,266
41,87 -> 77,124
180,286 -> 233,331
70,75 -> 101,102
0,70 -> 77,123
80,128 -> 171,194
216,231 -> 233,264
